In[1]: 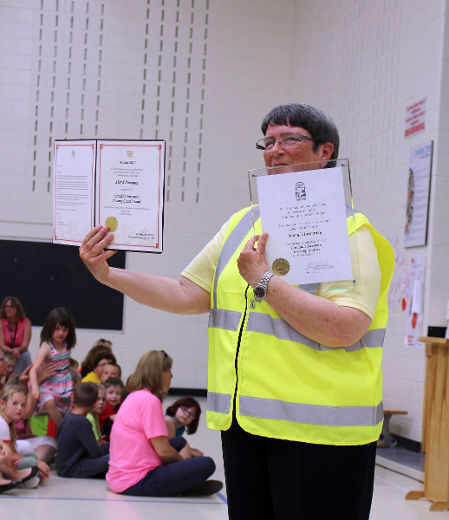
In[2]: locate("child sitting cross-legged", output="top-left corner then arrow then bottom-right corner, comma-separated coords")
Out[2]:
57,382 -> 109,478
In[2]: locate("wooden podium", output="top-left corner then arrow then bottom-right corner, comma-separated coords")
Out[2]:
405,336 -> 449,511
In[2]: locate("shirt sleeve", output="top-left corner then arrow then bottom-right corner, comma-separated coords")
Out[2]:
0,417 -> 11,442
180,217 -> 230,292
76,416 -> 105,458
140,393 -> 168,440
318,224 -> 381,319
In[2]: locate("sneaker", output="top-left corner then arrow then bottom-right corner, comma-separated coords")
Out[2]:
19,475 -> 40,489
19,466 -> 40,489
182,480 -> 223,496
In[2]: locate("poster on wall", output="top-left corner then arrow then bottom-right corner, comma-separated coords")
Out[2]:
405,253 -> 426,348
404,98 -> 426,138
404,141 -> 433,248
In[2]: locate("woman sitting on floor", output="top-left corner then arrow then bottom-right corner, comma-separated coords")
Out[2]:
106,350 -> 222,497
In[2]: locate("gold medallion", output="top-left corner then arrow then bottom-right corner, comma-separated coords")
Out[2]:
105,216 -> 118,232
272,258 -> 290,276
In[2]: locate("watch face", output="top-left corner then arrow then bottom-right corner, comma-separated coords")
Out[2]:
254,286 -> 265,298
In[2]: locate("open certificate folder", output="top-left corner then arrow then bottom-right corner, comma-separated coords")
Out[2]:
53,139 -> 165,253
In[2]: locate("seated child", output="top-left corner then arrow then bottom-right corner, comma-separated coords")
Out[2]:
165,397 -> 203,457
0,384 -> 48,488
86,384 -> 106,442
100,363 -> 121,383
0,440 -> 40,493
99,377 -> 124,439
57,382 -> 109,478
15,417 -> 57,464
1,353 -> 16,386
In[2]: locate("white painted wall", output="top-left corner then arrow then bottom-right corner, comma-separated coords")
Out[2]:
0,0 -> 294,387
289,0 -> 449,443
1,0 -> 449,443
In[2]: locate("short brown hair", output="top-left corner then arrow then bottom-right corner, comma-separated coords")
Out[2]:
73,382 -> 98,407
104,377 -> 124,391
127,350 -> 172,399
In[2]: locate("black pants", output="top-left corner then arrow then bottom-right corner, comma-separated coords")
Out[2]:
221,420 -> 376,520
121,437 -> 216,497
64,454 -> 109,478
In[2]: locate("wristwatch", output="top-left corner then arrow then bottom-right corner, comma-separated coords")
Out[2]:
253,270 -> 274,302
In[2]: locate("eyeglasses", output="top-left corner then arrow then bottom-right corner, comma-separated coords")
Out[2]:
181,406 -> 196,420
256,132 -> 314,151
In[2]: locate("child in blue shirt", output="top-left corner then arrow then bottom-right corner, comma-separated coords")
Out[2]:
57,382 -> 109,478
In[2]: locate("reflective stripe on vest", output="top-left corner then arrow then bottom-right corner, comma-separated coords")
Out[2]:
207,392 -> 383,427
209,309 -> 385,352
209,205 -> 386,352
239,395 -> 383,427
207,391 -> 232,415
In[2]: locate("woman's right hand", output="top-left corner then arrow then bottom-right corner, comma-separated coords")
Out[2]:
79,226 -> 117,284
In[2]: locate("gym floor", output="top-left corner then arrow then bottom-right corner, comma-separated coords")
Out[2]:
0,397 -> 445,519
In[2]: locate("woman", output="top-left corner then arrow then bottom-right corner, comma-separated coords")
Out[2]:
0,297 -> 32,376
80,339 -> 113,378
106,350 -> 222,497
81,348 -> 117,384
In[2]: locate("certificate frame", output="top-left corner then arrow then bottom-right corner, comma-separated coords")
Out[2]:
53,139 -> 166,253
248,158 -> 360,286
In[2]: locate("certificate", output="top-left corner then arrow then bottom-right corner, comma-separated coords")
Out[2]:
256,166 -> 353,284
53,140 -> 96,246
96,140 -> 165,252
53,139 -> 165,253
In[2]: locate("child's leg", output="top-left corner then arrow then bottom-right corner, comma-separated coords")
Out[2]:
179,441 -> 193,459
60,455 -> 109,478
0,462 -> 16,484
42,399 -> 63,428
17,453 -> 38,470
34,444 -> 56,464
1,463 -> 37,481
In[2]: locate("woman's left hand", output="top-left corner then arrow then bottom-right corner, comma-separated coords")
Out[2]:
237,233 -> 270,287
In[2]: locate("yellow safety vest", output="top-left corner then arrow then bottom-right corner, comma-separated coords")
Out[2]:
206,205 -> 394,446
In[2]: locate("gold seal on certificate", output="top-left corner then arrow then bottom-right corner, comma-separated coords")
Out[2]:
105,216 -> 118,232
272,258 -> 290,276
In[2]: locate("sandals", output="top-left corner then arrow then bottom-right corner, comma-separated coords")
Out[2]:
0,480 -> 20,493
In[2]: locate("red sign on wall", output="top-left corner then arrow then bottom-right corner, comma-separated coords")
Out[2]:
405,98 -> 426,138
